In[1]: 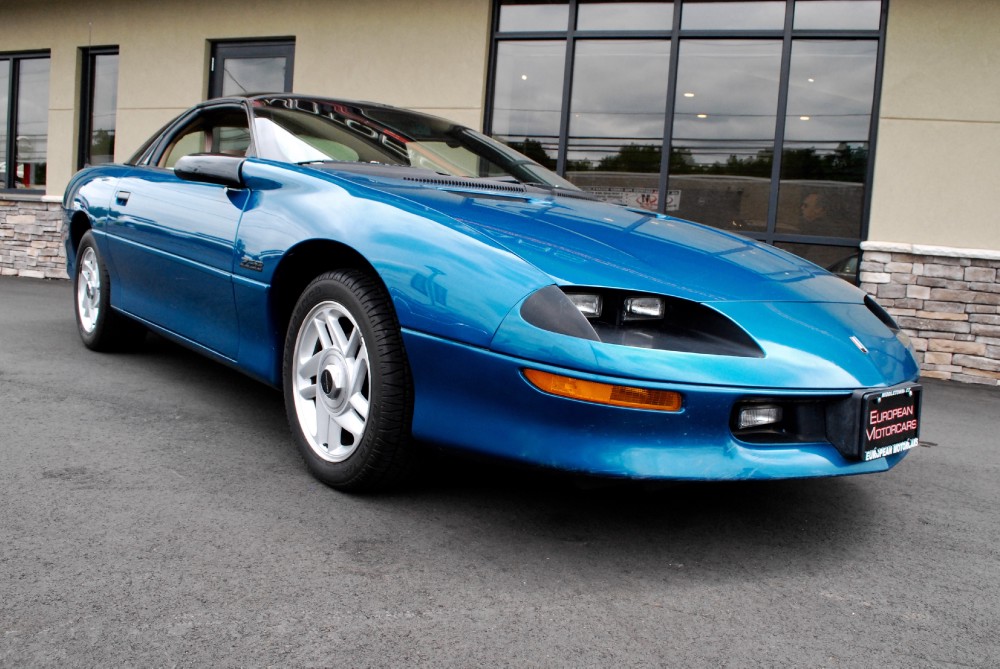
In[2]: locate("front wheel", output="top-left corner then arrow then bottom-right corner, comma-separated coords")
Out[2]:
283,270 -> 414,492
74,231 -> 144,351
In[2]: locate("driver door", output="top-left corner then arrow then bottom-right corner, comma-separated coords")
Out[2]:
104,105 -> 252,359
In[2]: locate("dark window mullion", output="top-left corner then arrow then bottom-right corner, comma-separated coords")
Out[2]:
482,1 -> 504,132
657,0 -> 684,215
78,51 -> 95,170
555,0 -> 579,176
2,58 -> 13,189
7,59 -> 20,190
765,0 -> 797,242
860,0 -> 891,244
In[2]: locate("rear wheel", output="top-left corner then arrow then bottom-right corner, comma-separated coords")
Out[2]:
74,231 -> 144,351
283,270 -> 413,491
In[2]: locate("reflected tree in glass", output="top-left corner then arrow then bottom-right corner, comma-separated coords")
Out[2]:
491,40 -> 566,168
566,39 -> 670,208
669,39 -> 781,231
776,40 -> 877,239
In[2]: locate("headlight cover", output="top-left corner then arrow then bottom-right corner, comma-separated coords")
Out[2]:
520,285 -> 764,357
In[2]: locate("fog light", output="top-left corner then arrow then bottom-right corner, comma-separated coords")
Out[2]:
624,296 -> 665,321
738,405 -> 782,429
568,293 -> 602,318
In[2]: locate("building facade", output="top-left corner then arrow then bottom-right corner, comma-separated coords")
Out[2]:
2,0 -> 999,383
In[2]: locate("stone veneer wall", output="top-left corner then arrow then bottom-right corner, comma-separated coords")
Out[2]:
0,199 -> 68,279
860,242 -> 1000,386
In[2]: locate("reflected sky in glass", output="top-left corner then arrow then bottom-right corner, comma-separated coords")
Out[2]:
577,2 -> 673,30
784,40 -> 877,144
682,1 -> 785,30
492,40 -> 565,159
568,40 -> 670,166
16,58 -> 49,186
499,1 -> 569,31
92,55 -> 118,133
89,54 -> 118,165
223,57 -> 286,96
672,39 -> 782,162
794,0 -> 881,30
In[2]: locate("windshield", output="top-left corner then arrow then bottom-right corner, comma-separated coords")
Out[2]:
250,98 -> 579,190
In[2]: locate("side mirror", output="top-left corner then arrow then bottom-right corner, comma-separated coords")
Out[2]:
175,153 -> 246,189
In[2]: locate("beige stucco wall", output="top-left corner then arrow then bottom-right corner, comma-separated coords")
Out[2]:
0,0 -> 491,196
870,0 -> 1000,251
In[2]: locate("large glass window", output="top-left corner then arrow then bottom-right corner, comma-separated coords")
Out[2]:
670,39 -> 782,230
775,40 -> 877,242
487,0 -> 887,281
1,53 -> 50,191
490,40 -> 566,168
578,1 -> 673,30
0,61 -> 8,184
566,39 -> 671,207
79,48 -> 119,168
209,40 -> 294,99
681,1 -> 785,30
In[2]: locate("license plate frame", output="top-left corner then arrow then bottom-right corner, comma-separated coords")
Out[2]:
860,384 -> 921,461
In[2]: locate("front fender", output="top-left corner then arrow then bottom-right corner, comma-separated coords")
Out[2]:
234,159 -> 555,347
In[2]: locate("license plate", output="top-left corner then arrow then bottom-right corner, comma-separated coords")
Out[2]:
860,384 -> 921,461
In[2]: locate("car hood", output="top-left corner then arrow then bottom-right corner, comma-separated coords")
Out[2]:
305,166 -> 918,388
326,170 -> 860,305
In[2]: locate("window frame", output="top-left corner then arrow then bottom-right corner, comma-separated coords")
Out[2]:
208,39 -> 295,99
485,0 -> 889,278
1,50 -> 50,193
78,46 -> 119,170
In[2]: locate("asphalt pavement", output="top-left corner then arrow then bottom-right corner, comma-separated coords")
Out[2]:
1,276 -> 998,667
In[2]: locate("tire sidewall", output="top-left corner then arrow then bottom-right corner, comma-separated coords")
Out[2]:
74,232 -> 111,349
283,271 -> 408,489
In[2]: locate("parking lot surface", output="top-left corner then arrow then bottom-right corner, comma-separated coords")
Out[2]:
2,276 -> 998,667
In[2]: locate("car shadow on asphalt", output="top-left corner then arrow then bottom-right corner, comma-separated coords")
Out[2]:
137,330 -> 879,567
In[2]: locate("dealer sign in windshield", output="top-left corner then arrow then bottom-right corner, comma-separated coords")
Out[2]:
861,385 -> 921,461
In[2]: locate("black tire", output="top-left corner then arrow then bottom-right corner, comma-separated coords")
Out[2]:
73,231 -> 144,351
283,269 -> 414,492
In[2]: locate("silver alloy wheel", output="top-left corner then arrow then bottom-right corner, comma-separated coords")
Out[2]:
77,246 -> 101,334
291,300 -> 371,462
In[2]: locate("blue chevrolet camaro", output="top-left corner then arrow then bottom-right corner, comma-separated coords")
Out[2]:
63,94 -> 921,491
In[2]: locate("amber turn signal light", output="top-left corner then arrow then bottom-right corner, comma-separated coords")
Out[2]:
523,369 -> 682,412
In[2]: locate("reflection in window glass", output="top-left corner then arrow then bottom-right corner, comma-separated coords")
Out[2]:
15,58 -> 50,189
223,57 -> 286,97
669,39 -> 781,231
577,1 -> 673,31
776,40 -> 876,239
794,1 -> 881,30
85,53 -> 119,166
498,0 -> 569,31
566,40 -> 670,208
681,1 -> 785,30
776,242 -> 859,282
0,61 -> 8,180
491,40 -> 566,167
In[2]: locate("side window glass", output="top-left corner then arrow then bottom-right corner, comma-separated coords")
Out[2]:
157,108 -> 250,168
162,129 -> 208,168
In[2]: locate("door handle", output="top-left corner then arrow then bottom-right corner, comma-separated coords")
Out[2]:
115,190 -> 131,205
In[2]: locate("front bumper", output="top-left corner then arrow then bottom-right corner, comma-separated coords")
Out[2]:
402,330 -> 914,480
